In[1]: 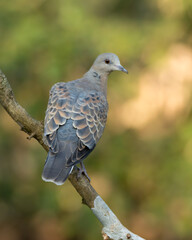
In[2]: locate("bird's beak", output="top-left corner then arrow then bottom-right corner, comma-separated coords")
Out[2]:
116,64 -> 128,74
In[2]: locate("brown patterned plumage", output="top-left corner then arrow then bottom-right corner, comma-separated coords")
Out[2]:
42,53 -> 128,185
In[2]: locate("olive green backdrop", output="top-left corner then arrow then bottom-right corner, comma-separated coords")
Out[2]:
0,0 -> 192,239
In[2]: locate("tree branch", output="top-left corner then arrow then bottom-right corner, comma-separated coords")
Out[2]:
0,69 -> 145,240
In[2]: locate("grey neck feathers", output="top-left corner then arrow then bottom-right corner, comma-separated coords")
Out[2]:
84,68 -> 109,96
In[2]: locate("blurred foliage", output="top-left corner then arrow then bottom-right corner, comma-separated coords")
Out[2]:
0,0 -> 192,240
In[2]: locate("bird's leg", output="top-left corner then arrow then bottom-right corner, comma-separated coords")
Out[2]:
77,162 -> 91,182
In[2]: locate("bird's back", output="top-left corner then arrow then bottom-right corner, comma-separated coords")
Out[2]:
42,78 -> 108,185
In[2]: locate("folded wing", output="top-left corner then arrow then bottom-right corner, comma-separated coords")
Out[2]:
43,82 -> 108,184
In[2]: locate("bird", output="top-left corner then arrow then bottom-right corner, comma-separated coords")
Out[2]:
42,53 -> 128,185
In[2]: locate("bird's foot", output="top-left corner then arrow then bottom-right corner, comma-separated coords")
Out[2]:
77,162 -> 91,182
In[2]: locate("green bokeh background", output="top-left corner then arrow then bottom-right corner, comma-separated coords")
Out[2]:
0,0 -> 192,239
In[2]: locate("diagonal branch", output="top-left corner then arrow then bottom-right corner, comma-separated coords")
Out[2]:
0,69 -> 145,240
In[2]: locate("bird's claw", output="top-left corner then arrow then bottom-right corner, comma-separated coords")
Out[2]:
77,163 -> 91,182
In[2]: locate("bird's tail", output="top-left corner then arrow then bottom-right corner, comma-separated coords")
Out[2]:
42,151 -> 73,185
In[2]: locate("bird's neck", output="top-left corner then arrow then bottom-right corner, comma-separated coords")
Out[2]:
84,68 -> 109,96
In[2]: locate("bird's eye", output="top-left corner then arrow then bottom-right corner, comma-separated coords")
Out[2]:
105,59 -> 110,64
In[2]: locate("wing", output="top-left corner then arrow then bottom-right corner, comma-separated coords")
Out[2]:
44,82 -> 74,152
44,82 -> 108,157
71,92 -> 108,149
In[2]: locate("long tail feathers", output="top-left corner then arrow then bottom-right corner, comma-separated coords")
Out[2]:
42,151 -> 73,185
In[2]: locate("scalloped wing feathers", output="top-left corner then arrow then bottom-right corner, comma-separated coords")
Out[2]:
44,82 -> 108,153
43,82 -> 108,184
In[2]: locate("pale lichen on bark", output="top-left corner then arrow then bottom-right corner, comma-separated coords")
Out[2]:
92,196 -> 145,240
0,69 -> 145,240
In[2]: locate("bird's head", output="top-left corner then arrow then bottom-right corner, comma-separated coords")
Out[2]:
92,53 -> 128,75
